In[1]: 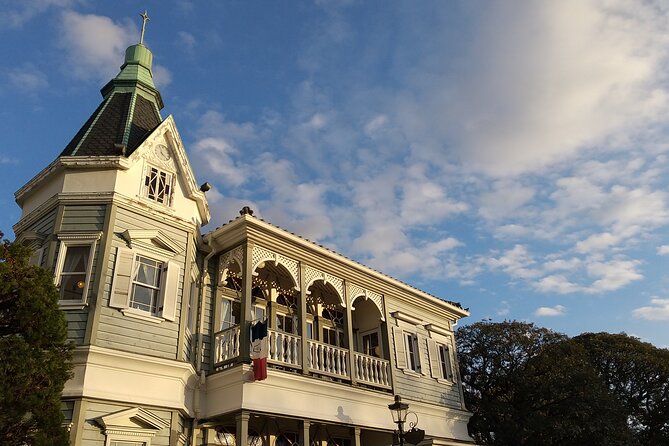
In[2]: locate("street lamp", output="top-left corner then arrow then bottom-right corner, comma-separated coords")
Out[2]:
388,395 -> 425,446
388,395 -> 410,445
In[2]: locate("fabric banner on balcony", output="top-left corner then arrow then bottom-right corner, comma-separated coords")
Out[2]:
251,319 -> 268,381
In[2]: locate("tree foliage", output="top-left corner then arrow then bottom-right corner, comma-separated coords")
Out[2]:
0,234 -> 72,446
455,321 -> 663,445
573,332 -> 669,444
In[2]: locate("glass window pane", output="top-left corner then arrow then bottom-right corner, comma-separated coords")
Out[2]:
60,273 -> 86,301
63,246 -> 89,273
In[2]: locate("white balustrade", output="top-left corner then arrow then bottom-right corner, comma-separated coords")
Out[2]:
307,340 -> 349,379
353,352 -> 391,389
268,329 -> 301,367
213,326 -> 241,365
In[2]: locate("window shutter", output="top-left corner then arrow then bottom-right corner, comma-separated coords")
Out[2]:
392,325 -> 407,370
110,247 -> 134,309
427,338 -> 441,378
416,334 -> 427,375
161,260 -> 180,321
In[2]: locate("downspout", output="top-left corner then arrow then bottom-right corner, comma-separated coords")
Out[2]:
192,232 -> 217,446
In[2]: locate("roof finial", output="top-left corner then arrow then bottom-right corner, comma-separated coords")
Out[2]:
139,10 -> 150,45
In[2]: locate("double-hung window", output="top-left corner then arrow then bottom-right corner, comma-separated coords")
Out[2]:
438,343 -> 453,380
110,242 -> 180,323
54,233 -> 101,307
405,333 -> 420,372
130,255 -> 163,314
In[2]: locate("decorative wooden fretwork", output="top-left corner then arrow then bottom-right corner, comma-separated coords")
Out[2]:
218,246 -> 244,286
251,245 -> 300,291
347,283 -> 385,321
304,265 -> 345,307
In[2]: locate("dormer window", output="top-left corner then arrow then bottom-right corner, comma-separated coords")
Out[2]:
143,165 -> 174,205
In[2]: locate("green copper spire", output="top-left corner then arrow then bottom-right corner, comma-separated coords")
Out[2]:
100,10 -> 163,109
60,11 -> 164,158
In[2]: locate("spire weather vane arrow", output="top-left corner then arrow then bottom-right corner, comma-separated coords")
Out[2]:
139,10 -> 150,45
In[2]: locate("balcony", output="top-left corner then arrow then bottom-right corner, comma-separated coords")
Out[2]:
213,326 -> 391,390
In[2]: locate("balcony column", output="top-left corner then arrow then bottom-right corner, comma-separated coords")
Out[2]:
343,281 -> 356,384
299,262 -> 309,374
235,411 -> 250,446
239,242 -> 254,363
352,427 -> 361,446
300,420 -> 311,446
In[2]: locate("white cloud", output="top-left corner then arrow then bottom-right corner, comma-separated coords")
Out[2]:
152,64 -> 172,88
632,298 -> 669,321
177,31 -> 196,51
487,245 -> 541,280
535,275 -> 581,294
59,11 -> 136,81
392,1 -> 669,176
535,305 -> 566,317
364,114 -> 388,135
658,245 -> 669,255
479,180 -> 535,220
1,0 -> 77,28
575,232 -> 621,253
7,65 -> 48,92
586,258 -> 643,292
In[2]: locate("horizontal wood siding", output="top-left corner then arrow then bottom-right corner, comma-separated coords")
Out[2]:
81,400 -> 172,446
61,205 -> 106,232
23,208 -> 57,269
96,206 -> 187,360
65,310 -> 88,346
387,298 -> 463,409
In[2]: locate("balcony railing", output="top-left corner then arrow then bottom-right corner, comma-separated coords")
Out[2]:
212,325 -> 391,390
214,325 -> 241,366
353,352 -> 391,389
307,339 -> 349,379
268,329 -> 301,367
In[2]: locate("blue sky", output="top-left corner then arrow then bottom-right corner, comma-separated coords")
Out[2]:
1,1 -> 668,347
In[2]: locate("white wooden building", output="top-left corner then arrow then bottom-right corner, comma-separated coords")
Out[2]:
13,38 -> 475,446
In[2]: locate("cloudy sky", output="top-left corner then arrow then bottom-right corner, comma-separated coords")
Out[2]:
1,0 -> 668,347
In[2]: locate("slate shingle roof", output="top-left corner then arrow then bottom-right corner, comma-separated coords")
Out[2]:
60,92 -> 161,157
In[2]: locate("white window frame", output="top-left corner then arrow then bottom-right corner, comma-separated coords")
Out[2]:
142,164 -> 175,206
391,313 -> 427,376
129,254 -> 164,315
438,343 -> 454,381
404,332 -> 421,372
54,232 -> 101,309
360,328 -> 381,357
110,243 -> 180,324
425,323 -> 457,384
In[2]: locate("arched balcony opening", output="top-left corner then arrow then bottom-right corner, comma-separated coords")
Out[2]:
351,297 -> 384,358
350,296 -> 392,389
307,280 -> 346,348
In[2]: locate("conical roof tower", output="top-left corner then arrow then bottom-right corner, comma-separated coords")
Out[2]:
60,24 -> 163,157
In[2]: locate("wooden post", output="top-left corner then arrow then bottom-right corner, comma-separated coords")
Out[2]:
236,411 -> 250,446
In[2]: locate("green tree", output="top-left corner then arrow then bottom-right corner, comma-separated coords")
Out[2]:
0,233 -> 72,446
456,321 -> 634,445
574,332 -> 669,444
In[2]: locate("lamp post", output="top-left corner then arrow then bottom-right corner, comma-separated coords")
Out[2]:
388,395 -> 409,445
388,395 -> 425,446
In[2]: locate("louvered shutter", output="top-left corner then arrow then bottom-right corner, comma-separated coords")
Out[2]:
392,325 -> 407,370
110,247 -> 134,309
160,260 -> 180,321
427,338 -> 441,378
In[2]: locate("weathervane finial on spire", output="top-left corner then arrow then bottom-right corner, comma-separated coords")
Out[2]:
139,10 -> 150,45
